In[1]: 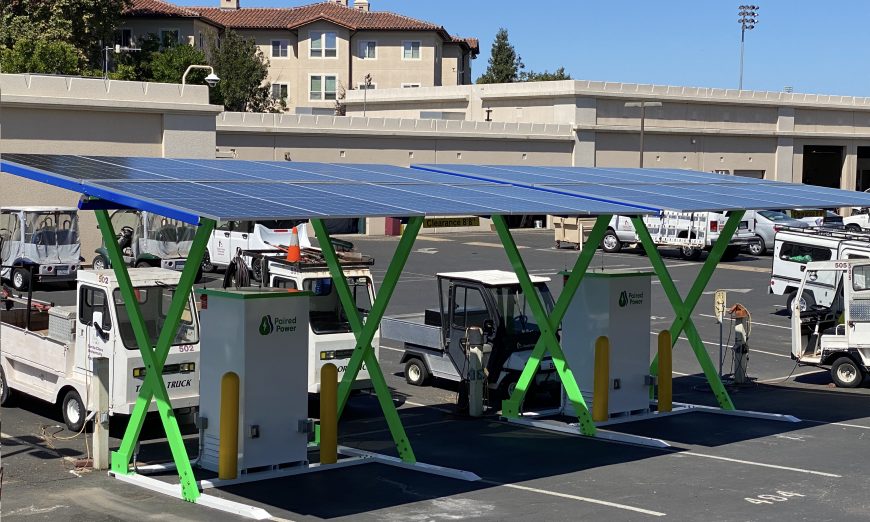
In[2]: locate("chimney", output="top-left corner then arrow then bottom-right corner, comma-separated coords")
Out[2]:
220,0 -> 239,9
332,0 -> 348,6
354,0 -> 370,11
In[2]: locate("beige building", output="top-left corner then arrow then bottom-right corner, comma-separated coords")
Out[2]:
120,0 -> 479,113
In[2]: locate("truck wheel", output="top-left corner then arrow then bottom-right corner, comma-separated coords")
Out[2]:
747,237 -> 766,256
251,258 -> 263,282
135,260 -> 151,268
786,290 -> 815,314
404,358 -> 429,386
0,367 -> 12,406
720,245 -> 741,261
201,251 -> 215,273
92,254 -> 109,271
499,374 -> 520,401
11,268 -> 30,291
680,246 -> 702,261
846,224 -> 862,233
831,357 -> 865,388
601,230 -> 622,253
61,389 -> 86,433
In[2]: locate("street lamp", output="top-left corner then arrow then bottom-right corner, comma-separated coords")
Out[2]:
181,65 -> 220,94
738,5 -> 759,91
362,73 -> 373,117
624,101 -> 662,168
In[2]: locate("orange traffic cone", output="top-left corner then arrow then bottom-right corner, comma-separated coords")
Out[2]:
286,227 -> 300,262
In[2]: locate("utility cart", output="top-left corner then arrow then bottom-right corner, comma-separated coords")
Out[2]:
0,206 -> 82,290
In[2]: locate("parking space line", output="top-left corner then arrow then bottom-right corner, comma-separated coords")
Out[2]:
699,313 -> 789,330
679,451 -> 841,477
716,264 -> 771,273
758,370 -> 822,383
402,400 -> 454,414
481,480 -> 666,517
464,241 -> 530,249
649,331 -> 791,358
801,419 -> 870,430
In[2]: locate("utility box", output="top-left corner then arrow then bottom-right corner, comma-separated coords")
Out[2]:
560,271 -> 653,418
198,288 -> 310,475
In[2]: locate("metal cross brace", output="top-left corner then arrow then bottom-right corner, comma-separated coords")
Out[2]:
493,215 -> 612,436
631,211 -> 746,411
310,217 -> 422,463
96,210 -> 215,502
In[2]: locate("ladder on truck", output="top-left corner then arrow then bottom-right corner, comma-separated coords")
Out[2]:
777,225 -> 870,243
643,211 -> 708,247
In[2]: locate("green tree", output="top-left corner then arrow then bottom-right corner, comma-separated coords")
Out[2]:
476,28 -> 524,84
150,43 -> 208,84
208,31 -> 279,112
519,66 -> 572,82
1,38 -> 79,75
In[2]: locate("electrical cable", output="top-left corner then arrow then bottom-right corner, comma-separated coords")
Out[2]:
222,248 -> 251,289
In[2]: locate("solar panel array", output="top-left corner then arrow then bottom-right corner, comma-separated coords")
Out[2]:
0,155 -> 648,224
412,164 -> 870,212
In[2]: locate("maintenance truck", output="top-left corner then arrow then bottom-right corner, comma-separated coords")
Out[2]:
791,259 -> 870,387
0,268 -> 200,431
203,220 -> 301,281
382,270 -> 558,404
247,242 -> 378,394
0,207 -> 82,290
602,211 -> 759,260
770,227 -> 870,311
92,210 -> 203,282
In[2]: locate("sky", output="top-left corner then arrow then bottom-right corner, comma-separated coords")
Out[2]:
173,0 -> 870,96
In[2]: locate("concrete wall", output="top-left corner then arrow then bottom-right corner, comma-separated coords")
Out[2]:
0,73 -> 223,260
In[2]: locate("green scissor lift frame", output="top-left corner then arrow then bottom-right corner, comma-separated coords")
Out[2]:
98,199 -> 744,502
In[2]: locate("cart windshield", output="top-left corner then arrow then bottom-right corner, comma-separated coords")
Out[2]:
492,283 -> 554,335
304,276 -> 373,334
113,286 -> 199,350
24,211 -> 79,245
143,214 -> 196,257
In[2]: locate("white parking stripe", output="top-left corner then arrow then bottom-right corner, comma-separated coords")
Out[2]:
679,451 -> 841,477
483,481 -> 666,517
699,313 -> 790,330
648,331 -> 791,358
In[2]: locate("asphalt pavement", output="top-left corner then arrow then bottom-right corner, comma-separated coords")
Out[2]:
3,229 -> 870,521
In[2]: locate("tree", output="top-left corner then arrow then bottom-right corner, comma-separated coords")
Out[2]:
1,38 -> 79,75
208,31 -> 280,112
476,28 -> 524,84
519,67 -> 572,82
150,43 -> 208,84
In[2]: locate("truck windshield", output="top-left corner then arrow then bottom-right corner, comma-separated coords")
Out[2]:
113,287 -> 199,350
24,211 -> 79,245
492,283 -> 554,335
304,276 -> 372,334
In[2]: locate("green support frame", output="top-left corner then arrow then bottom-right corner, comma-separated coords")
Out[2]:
96,210 -> 215,502
493,215 -> 612,436
310,217 -> 422,463
633,211 -> 746,411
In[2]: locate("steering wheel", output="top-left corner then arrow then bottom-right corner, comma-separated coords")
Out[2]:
41,217 -> 53,228
120,226 -> 134,236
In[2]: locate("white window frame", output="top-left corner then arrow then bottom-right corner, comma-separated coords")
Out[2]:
309,74 -> 339,101
271,83 -> 289,102
310,31 -> 338,59
402,40 -> 421,60
271,39 -> 289,58
357,82 -> 377,90
358,40 -> 377,60
401,83 -> 421,88
159,28 -> 180,46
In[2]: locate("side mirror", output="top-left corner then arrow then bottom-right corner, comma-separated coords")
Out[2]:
483,319 -> 495,337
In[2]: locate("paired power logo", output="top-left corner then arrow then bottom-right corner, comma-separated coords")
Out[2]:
618,290 -> 644,307
259,315 -> 274,335
619,291 -> 629,307
259,314 -> 298,335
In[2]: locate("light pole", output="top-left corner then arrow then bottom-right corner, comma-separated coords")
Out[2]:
738,5 -> 759,91
624,101 -> 662,168
181,65 -> 220,95
362,73 -> 373,117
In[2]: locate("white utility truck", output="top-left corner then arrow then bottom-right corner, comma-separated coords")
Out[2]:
0,207 -> 82,290
770,227 -> 870,311
0,268 -> 200,431
249,246 -> 378,394
602,211 -> 758,260
202,220 -> 301,281
382,270 -> 558,404
92,210 -> 203,282
791,259 -> 870,387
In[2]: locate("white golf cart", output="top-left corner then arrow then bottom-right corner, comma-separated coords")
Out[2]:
0,207 -> 81,291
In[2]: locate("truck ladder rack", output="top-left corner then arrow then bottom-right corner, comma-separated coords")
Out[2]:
777,225 -> 870,243
244,248 -> 375,270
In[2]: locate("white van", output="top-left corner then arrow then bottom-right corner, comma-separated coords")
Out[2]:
770,227 -> 870,311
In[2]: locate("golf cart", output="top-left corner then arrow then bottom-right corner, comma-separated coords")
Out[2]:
0,207 -> 81,290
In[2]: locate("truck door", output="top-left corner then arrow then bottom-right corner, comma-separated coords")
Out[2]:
230,221 -> 252,258
847,264 -> 870,349
212,221 -> 233,266
78,285 -> 114,370
447,284 -> 492,376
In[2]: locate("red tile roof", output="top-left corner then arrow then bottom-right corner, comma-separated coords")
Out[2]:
124,1 -> 479,54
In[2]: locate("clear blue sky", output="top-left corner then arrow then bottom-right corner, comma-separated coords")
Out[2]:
174,0 -> 870,96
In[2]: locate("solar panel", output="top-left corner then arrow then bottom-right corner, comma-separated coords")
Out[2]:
1,155 -> 650,224
414,164 -> 870,212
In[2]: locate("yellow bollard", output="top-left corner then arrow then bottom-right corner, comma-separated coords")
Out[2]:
592,336 -> 610,422
658,331 -> 672,413
218,372 -> 240,480
320,363 -> 338,465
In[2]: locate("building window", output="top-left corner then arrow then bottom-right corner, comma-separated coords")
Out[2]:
115,28 -> 133,47
401,83 -> 421,88
403,41 -> 421,60
310,31 -> 337,58
359,40 -> 376,59
160,29 -> 180,47
272,39 -> 289,58
272,83 -> 289,102
198,31 -> 204,49
310,75 -> 337,101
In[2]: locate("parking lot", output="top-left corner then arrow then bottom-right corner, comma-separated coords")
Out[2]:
3,229 -> 870,521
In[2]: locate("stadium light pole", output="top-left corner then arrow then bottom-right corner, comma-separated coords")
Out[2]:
625,101 -> 662,168
738,5 -> 759,91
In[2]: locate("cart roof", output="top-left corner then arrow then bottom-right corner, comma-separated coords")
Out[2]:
1,206 -> 78,212
77,267 -> 183,286
436,270 -> 550,286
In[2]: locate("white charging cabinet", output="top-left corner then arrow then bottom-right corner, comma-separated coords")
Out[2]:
560,271 -> 653,418
198,287 -> 310,474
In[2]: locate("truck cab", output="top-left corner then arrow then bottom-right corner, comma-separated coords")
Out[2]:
0,268 -> 200,431
0,207 -> 81,290
791,260 -> 870,388
396,270 -> 557,403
